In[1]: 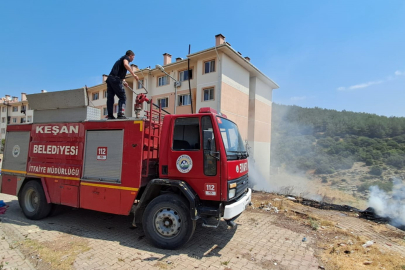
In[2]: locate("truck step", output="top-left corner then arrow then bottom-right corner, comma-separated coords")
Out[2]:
201,217 -> 220,228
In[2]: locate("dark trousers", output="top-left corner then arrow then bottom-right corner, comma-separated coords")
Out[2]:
106,77 -> 126,116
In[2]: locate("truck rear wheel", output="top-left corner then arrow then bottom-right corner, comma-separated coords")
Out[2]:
142,194 -> 196,249
19,181 -> 52,220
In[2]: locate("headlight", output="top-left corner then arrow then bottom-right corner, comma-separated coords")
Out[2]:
229,189 -> 236,199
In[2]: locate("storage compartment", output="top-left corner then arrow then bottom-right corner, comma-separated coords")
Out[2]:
3,131 -> 30,173
1,175 -> 17,196
82,130 -> 124,183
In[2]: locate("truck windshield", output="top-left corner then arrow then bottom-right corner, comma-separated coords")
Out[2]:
217,117 -> 247,160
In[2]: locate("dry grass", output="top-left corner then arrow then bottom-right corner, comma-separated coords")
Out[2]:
19,234 -> 90,270
314,185 -> 367,209
320,236 -> 405,270
154,261 -> 174,269
251,192 -> 405,270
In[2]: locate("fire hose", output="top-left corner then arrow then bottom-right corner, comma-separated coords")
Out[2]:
124,84 -> 171,115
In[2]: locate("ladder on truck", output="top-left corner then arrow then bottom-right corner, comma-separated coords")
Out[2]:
142,103 -> 166,178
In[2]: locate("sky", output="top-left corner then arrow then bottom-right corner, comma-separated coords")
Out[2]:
1,0 -> 404,117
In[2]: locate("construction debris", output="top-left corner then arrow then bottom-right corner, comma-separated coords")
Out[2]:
362,241 -> 374,248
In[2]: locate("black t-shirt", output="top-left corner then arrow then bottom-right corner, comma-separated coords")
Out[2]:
109,55 -> 130,79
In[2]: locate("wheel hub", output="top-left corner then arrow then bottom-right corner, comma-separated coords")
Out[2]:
24,188 -> 38,213
154,208 -> 181,238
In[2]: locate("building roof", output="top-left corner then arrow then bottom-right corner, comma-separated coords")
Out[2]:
88,42 -> 279,91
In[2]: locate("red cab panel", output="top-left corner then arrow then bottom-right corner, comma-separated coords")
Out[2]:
227,160 -> 248,180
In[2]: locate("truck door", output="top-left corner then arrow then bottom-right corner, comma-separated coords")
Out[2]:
168,116 -> 221,201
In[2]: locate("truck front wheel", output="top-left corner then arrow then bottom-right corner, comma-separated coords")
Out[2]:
142,194 -> 196,249
19,181 -> 52,220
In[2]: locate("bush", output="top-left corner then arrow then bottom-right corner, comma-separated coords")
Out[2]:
315,164 -> 335,174
369,166 -> 383,176
358,181 -> 393,193
386,155 -> 405,169
365,159 -> 373,166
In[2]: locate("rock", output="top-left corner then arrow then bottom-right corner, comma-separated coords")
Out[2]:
166,260 -> 172,264
347,240 -> 353,245
362,241 -> 374,248
287,196 -> 296,201
363,261 -> 372,265
318,266 -> 325,270
263,207 -> 271,211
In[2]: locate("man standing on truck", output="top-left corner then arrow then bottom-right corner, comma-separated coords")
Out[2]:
106,50 -> 139,119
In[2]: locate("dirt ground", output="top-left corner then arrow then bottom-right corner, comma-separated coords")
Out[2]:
1,191 -> 405,270
250,191 -> 405,270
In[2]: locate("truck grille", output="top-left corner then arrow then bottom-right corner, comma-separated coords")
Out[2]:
228,174 -> 248,201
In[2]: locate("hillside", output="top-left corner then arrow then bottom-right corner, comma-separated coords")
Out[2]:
271,104 -> 405,173
270,104 -> 405,206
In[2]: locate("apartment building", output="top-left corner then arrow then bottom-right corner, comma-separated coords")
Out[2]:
0,93 -> 34,140
87,34 -> 279,179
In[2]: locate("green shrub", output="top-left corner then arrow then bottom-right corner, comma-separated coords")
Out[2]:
369,166 -> 383,176
315,164 -> 335,174
358,181 -> 393,192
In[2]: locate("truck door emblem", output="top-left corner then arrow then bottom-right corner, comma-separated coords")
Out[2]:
12,145 -> 20,158
176,155 -> 193,173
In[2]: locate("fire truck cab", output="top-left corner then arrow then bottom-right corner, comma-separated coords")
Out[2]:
0,90 -> 251,249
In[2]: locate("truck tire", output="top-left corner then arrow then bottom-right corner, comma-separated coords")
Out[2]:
142,193 -> 196,249
19,181 -> 52,220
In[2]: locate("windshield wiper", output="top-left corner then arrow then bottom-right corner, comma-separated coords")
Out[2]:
226,150 -> 248,159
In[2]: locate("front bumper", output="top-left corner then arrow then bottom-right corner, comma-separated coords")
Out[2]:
223,188 -> 251,220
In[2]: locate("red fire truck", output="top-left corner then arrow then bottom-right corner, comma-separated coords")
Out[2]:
0,104 -> 251,249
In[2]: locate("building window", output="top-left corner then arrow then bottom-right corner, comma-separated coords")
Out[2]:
203,88 -> 215,101
157,98 -> 169,108
137,79 -> 144,89
1,107 -> 5,112
21,118 -> 26,123
103,107 -> 108,115
114,104 -> 118,114
12,106 -> 18,112
27,116 -> 32,122
12,118 -> 17,123
1,117 -> 4,123
158,75 -> 169,86
103,90 -> 107,98
204,60 -> 215,74
1,128 -> 5,134
92,92 -> 99,100
178,94 -> 191,106
179,69 -> 193,82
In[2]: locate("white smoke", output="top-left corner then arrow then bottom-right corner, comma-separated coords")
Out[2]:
368,179 -> 405,227
248,157 -> 322,200
248,157 -> 273,192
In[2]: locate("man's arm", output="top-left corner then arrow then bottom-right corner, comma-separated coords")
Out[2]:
123,59 -> 139,87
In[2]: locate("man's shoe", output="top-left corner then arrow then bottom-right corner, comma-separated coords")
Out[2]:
117,115 -> 127,119
107,115 -> 116,120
